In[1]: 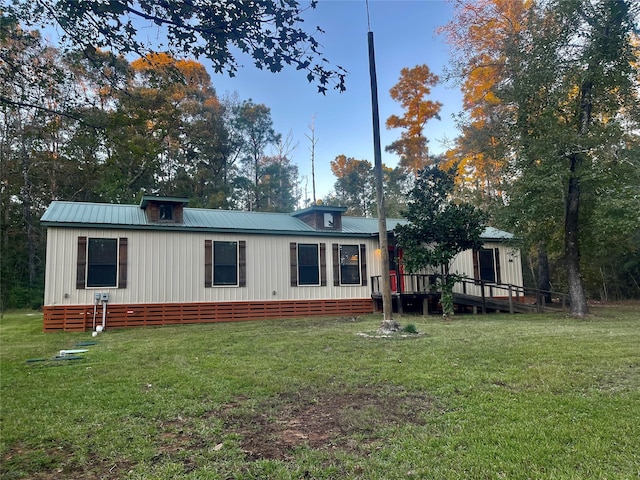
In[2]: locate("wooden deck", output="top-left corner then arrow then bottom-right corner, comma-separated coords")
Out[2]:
371,275 -> 569,315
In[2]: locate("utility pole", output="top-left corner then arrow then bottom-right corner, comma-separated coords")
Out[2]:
368,29 -> 398,331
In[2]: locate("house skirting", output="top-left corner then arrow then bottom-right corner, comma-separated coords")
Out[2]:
42,299 -> 376,332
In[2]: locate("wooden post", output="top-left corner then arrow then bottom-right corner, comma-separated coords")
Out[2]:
396,272 -> 403,315
368,30 -> 397,330
508,284 -> 514,314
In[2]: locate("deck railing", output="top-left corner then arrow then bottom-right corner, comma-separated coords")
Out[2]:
371,274 -> 570,313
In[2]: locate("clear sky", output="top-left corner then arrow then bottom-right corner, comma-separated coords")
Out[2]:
208,0 -> 461,201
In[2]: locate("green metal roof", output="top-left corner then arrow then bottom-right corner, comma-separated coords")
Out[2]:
481,226 -> 514,240
139,195 -> 189,208
41,200 -> 513,240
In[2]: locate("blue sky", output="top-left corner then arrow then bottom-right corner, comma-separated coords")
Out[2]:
209,0 -> 461,201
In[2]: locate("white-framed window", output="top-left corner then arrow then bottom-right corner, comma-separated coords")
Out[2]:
332,243 -> 367,287
213,241 -> 238,286
298,243 -> 320,286
339,244 -> 361,285
290,242 -> 326,287
204,240 -> 246,288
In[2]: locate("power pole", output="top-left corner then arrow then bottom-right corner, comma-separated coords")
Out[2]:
368,29 -> 398,331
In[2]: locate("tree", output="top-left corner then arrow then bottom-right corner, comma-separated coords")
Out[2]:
0,21 -> 69,309
129,53 -> 230,203
257,155 -> 300,213
381,165 -> 409,218
385,64 -> 442,177
329,155 -> 375,216
231,100 -> 280,211
443,0 -> 640,315
395,165 -> 487,318
439,0 -> 539,285
254,132 -> 300,212
7,0 -> 346,101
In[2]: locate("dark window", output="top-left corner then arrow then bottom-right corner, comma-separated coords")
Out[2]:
214,241 -> 238,286
298,244 -> 319,285
478,248 -> 496,282
158,204 -> 173,221
87,238 -> 118,287
340,245 -> 361,285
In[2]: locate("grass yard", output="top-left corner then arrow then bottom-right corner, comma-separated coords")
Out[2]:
1,305 -> 639,479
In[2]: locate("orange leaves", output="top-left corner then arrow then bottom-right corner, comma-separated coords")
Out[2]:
440,0 -> 529,54
442,0 -> 529,117
385,64 -> 442,177
386,64 -> 442,132
438,0 -> 532,202
131,52 -> 212,90
329,154 -> 372,178
462,61 -> 502,120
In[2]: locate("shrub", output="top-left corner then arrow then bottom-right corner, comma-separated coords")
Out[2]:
402,323 -> 418,334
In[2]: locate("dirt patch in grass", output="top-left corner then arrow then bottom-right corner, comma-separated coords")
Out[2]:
1,388 -> 437,478
1,444 -> 135,480
221,386 -> 436,461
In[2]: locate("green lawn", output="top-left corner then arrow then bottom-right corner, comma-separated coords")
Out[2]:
1,306 -> 639,479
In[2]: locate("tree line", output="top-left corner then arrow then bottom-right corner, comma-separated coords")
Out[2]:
440,0 -> 640,313
1,13 -> 441,310
0,23 -> 301,309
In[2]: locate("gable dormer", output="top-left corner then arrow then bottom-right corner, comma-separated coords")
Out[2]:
292,204 -> 347,231
140,196 -> 189,224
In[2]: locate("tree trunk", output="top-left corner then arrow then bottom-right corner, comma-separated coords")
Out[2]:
562,74 -> 596,317
565,154 -> 589,317
21,143 -> 37,287
537,241 -> 552,303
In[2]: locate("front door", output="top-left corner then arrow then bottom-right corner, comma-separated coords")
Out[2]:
388,246 -> 404,292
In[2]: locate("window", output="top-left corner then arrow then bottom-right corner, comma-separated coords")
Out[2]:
77,237 -> 127,289
298,244 -> 320,285
339,245 -> 361,284
332,243 -> 367,286
323,212 -> 334,228
290,242 -> 326,286
87,238 -> 118,287
214,241 -> 238,286
204,240 -> 246,287
158,204 -> 173,221
473,248 -> 502,283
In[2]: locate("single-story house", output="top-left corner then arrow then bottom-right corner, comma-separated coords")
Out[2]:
40,196 -> 523,331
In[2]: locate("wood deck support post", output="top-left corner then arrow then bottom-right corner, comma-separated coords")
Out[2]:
508,285 -> 514,314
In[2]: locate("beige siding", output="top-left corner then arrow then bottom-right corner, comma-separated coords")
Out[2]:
44,227 -> 522,307
450,242 -> 523,296
44,228 -> 382,307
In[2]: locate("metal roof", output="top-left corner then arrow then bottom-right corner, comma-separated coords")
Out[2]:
341,216 -> 407,234
41,201 -> 513,240
480,226 -> 514,240
139,195 -> 189,208
41,201 -> 319,235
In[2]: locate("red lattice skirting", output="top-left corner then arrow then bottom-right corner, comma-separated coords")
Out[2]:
43,299 -> 376,332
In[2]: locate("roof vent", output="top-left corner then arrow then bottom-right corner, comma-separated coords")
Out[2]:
139,196 -> 188,224
292,205 -> 347,231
